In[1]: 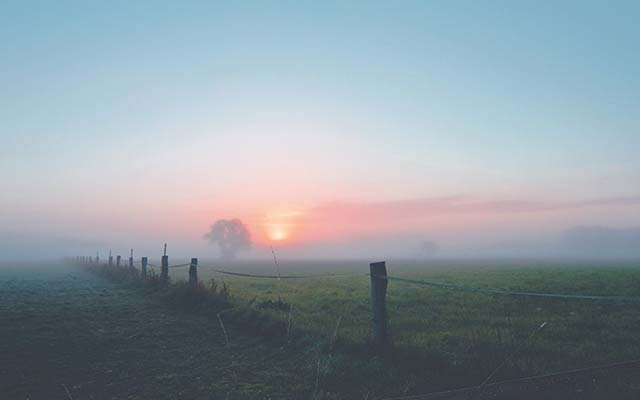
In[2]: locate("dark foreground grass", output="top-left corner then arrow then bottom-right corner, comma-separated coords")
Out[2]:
0,264 -> 315,399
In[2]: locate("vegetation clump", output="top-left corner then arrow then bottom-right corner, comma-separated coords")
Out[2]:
86,263 -> 231,312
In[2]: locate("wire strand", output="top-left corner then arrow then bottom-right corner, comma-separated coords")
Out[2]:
199,267 -> 366,280
380,275 -> 640,302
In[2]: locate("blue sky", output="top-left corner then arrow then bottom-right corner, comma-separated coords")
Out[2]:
1,1 -> 639,258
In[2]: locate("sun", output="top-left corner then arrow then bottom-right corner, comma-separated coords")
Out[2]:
267,224 -> 290,241
262,209 -> 303,243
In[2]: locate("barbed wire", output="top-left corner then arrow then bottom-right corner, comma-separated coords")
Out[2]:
201,266 -> 366,280
380,275 -> 640,302
87,258 -> 640,301
168,262 -> 192,269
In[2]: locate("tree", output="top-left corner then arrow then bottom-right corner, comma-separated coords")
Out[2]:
203,219 -> 252,259
420,240 -> 440,257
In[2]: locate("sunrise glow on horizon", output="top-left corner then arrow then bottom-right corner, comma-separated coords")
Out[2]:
1,1 -> 640,260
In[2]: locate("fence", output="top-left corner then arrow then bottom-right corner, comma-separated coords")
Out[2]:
71,251 -> 640,399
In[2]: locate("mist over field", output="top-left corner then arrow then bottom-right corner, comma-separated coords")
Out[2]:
2,224 -> 640,262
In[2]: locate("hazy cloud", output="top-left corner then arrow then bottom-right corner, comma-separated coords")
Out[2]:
310,195 -> 640,220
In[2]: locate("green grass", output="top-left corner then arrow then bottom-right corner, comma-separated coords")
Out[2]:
165,259 -> 640,396
4,259 -> 640,399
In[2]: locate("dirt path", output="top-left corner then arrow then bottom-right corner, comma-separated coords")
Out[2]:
0,264 -> 312,399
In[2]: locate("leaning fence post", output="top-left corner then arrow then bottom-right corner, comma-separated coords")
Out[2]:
189,258 -> 198,287
161,244 -> 169,282
370,261 -> 389,350
116,255 -> 121,268
141,257 -> 148,278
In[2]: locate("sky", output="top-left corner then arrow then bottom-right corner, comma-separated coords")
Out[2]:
1,1 -> 639,260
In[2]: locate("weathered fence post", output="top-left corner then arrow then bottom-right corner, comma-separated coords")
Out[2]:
96,252 -> 100,264
129,248 -> 134,270
161,244 -> 169,282
189,258 -> 198,287
108,251 -> 113,267
370,261 -> 389,350
116,255 -> 121,268
141,257 -> 148,278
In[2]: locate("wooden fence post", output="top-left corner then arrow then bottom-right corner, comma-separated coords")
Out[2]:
189,258 -> 198,287
116,255 -> 121,268
108,251 -> 113,267
161,255 -> 169,282
370,261 -> 389,350
160,243 -> 169,282
141,257 -> 148,278
129,248 -> 134,271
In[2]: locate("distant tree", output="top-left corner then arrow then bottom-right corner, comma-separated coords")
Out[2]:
204,219 -> 252,259
420,240 -> 440,257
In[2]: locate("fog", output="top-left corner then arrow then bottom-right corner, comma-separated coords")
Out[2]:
2,225 -> 639,263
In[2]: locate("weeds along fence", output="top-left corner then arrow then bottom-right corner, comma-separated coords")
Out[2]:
70,252 -> 640,399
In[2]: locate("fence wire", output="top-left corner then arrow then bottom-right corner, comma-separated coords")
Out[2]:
168,262 -> 192,269
199,266 -> 366,280
381,274 -> 640,302
96,257 -> 640,302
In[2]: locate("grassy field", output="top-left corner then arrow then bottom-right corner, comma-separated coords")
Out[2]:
165,258 -> 640,396
3,259 -> 640,399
